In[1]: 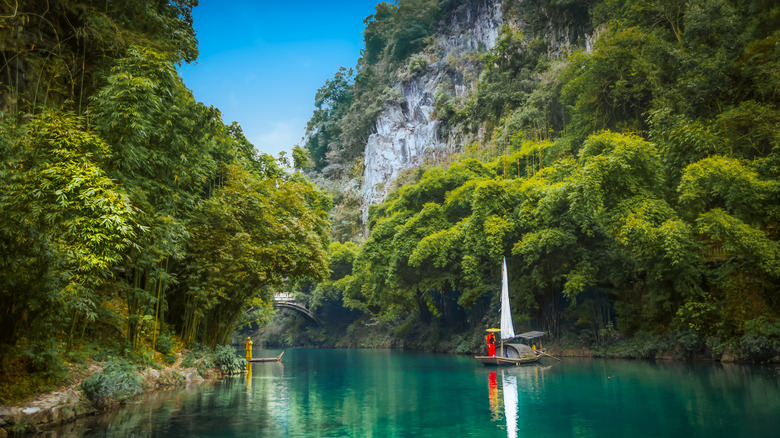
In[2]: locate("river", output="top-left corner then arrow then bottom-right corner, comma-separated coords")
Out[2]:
53,349 -> 779,437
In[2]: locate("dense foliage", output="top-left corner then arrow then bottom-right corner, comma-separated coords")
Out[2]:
1,0 -> 778,408
80,360 -> 143,410
296,0 -> 779,361
0,0 -> 330,400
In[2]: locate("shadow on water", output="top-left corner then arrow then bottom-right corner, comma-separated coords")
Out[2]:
42,351 -> 780,437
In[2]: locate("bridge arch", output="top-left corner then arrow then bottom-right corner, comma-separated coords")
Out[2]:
270,293 -> 322,324
272,301 -> 322,324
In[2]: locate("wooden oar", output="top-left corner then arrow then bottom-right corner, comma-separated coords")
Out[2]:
536,349 -> 562,361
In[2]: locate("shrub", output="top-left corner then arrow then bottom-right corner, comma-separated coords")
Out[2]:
212,345 -> 246,375
740,336 -> 779,362
155,331 -> 175,355
740,316 -> 780,362
80,360 -> 142,410
181,346 -> 214,377
673,329 -> 704,359
407,53 -> 428,75
22,341 -> 68,382
705,336 -> 729,359
91,340 -> 122,362
598,321 -> 621,343
155,331 -> 177,365
452,330 -> 480,354
620,332 -> 663,359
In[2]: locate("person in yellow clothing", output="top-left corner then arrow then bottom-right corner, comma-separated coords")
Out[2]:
245,337 -> 253,361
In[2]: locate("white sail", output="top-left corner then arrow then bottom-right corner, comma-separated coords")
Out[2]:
500,258 -> 515,340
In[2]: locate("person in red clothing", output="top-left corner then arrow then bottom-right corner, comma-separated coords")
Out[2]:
486,332 -> 496,357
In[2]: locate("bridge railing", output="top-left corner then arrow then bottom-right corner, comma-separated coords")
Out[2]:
273,292 -> 295,302
266,293 -> 322,324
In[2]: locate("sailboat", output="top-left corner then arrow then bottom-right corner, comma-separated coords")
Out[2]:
475,258 -> 544,366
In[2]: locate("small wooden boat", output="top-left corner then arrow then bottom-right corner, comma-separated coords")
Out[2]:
475,259 -> 547,366
475,336 -> 544,366
248,350 -> 285,363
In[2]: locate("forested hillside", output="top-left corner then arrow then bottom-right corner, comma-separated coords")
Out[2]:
2,0 -> 778,406
291,0 -> 779,361
0,0 -> 330,401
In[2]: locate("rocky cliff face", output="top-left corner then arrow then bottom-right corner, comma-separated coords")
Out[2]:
361,0 -> 503,221
359,0 -> 594,222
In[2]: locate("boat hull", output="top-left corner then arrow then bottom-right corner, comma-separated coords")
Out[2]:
474,355 -> 540,366
247,350 -> 285,363
247,357 -> 281,362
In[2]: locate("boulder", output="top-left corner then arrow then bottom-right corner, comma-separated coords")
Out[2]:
0,407 -> 21,426
721,349 -> 737,362
183,368 -> 200,383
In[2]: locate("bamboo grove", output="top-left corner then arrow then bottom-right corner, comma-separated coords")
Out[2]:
0,0 -> 331,382
301,0 -> 779,360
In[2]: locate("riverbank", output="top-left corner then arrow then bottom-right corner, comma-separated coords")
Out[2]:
0,359 -> 218,436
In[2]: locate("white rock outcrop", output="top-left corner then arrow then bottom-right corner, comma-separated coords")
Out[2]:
361,0 -> 503,221
358,0 -> 595,223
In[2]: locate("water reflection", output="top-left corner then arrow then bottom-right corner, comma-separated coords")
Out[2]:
245,362 -> 251,392
42,351 -> 780,437
486,365 -> 553,437
503,372 -> 518,438
488,370 -> 500,420
486,359 -> 780,438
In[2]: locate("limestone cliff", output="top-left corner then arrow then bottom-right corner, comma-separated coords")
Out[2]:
358,0 -> 592,222
361,0 -> 503,221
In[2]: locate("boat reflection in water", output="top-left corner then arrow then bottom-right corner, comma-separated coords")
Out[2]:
488,365 -> 552,437
488,370 -> 500,421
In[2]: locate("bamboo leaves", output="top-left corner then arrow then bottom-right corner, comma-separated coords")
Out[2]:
182,165 -> 330,346
0,111 -> 136,352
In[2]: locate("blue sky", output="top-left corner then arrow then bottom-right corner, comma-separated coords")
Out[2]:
179,1 -> 382,156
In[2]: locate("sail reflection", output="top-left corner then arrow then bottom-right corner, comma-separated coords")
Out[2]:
503,371 -> 518,438
488,365 -> 552,437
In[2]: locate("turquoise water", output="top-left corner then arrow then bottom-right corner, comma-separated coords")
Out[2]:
68,349 -> 778,437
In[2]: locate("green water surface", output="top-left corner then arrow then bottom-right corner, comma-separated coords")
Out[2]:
68,349 -> 778,437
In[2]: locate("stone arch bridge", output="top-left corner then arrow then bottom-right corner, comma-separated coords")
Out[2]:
270,293 -> 322,324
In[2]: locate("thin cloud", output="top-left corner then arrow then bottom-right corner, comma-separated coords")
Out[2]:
250,120 -> 303,156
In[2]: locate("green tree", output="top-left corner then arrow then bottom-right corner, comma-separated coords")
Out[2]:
181,165 -> 331,347
677,156 -> 779,336
303,67 -> 354,171
89,46 -> 224,351
0,111 -> 136,358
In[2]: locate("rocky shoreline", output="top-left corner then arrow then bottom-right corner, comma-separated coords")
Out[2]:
0,363 -> 215,436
